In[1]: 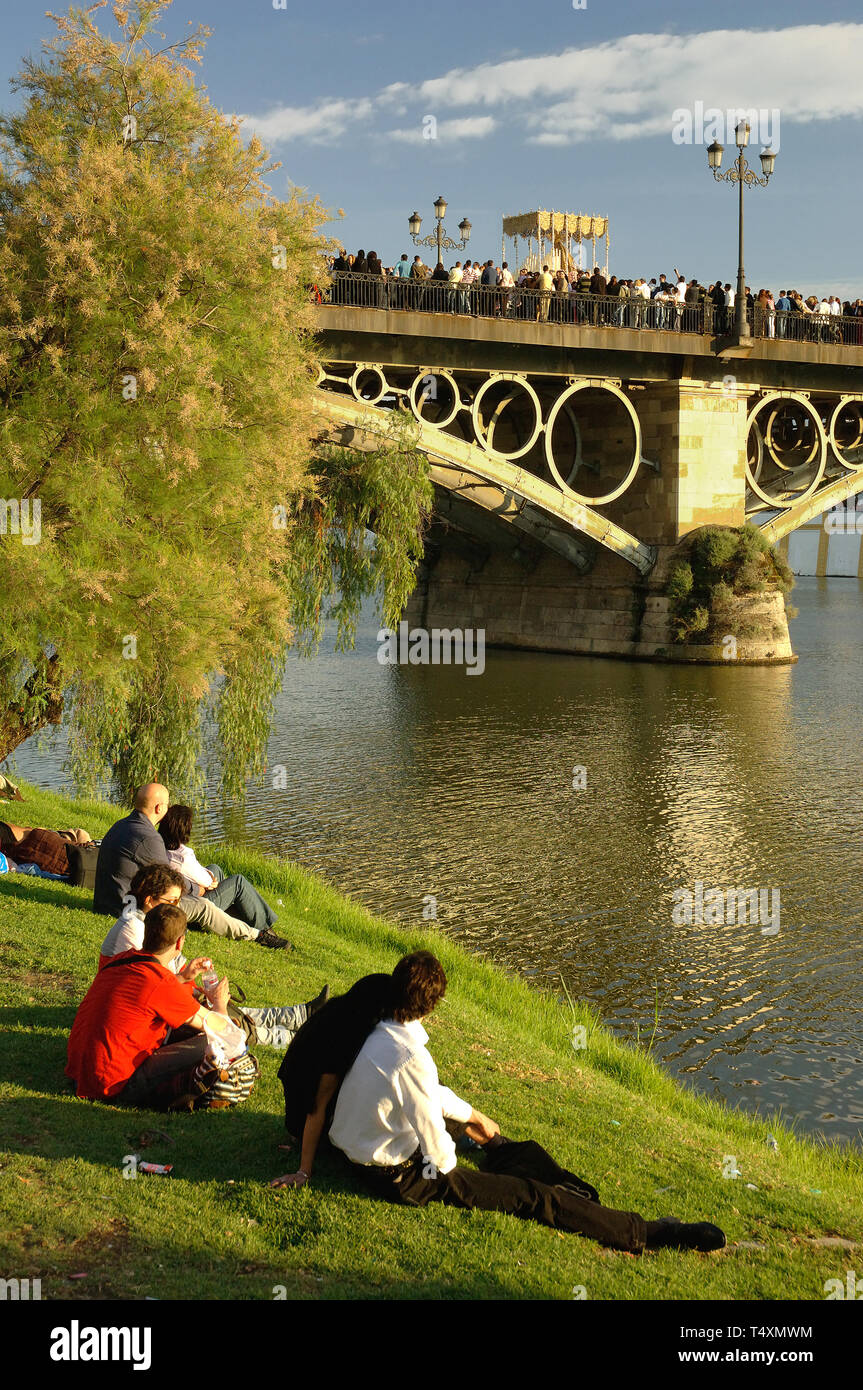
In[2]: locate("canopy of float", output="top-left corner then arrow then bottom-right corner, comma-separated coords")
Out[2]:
501,209 -> 610,276
502,210 -> 609,239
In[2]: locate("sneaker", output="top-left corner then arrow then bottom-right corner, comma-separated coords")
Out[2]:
305,984 -> 330,1016
646,1217 -> 727,1253
256,929 -> 292,950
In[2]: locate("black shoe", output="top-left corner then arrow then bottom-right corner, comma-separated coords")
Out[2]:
257,929 -> 292,950
646,1217 -> 727,1253
305,984 -> 329,1016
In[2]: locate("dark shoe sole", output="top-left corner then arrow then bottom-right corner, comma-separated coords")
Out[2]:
648,1219 -> 727,1253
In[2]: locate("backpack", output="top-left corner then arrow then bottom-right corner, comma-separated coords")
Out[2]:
67,842 -> 100,890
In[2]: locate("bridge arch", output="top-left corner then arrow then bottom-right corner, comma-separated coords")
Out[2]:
746,391 -> 827,508
544,379 -> 642,506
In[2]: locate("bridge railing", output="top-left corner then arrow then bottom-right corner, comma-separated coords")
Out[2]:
751,306 -> 863,346
319,274 -> 863,346
322,273 -> 712,334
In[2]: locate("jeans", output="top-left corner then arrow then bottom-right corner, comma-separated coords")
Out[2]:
352,1124 -> 647,1253
15,863 -> 69,881
180,882 -> 259,941
203,863 -> 276,934
242,1003 -> 307,1047
118,1025 -> 208,1109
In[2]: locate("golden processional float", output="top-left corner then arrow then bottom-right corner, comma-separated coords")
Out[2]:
501,209 -> 609,278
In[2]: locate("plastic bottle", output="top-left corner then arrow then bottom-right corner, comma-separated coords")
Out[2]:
201,965 -> 219,999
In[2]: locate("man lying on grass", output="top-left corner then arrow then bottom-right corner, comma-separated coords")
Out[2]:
317,951 -> 727,1255
98,863 -> 328,1047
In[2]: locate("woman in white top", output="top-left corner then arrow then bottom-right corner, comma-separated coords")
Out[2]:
158,804 -> 281,937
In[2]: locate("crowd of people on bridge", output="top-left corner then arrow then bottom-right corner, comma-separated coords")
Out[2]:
325,248 -> 863,345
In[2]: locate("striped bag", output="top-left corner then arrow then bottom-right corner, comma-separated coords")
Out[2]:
197,1051 -> 260,1110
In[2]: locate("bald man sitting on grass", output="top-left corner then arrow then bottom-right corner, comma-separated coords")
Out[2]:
93,782 -> 290,949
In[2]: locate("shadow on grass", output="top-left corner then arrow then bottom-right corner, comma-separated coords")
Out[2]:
0,878 -> 96,913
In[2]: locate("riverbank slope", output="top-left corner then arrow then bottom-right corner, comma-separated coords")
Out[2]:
0,782 -> 860,1300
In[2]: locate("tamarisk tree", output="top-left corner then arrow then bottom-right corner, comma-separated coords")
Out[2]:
0,1 -> 431,799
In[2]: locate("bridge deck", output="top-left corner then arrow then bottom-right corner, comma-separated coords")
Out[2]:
316,305 -> 863,393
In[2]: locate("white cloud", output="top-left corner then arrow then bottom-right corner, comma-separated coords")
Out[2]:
388,116 -> 497,144
239,24 -> 863,148
237,97 -> 373,145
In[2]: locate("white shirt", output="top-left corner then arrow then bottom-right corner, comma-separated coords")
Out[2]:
167,843 -> 217,890
329,1019 -> 472,1175
498,268 -> 514,288
99,909 -> 185,975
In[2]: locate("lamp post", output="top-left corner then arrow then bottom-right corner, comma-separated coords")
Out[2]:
707,123 -> 777,340
408,196 -> 471,267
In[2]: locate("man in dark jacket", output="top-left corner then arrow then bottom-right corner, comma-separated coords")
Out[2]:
94,783 -> 289,947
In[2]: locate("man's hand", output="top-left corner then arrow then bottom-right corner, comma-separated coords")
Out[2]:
464,1109 -> 500,1145
178,956 -> 209,982
211,977 -> 230,1014
196,884 -> 206,897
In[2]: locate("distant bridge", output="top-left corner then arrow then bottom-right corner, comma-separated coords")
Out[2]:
311,289 -> 863,662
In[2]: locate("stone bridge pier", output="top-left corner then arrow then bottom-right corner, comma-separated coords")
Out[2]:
393,376 -> 788,664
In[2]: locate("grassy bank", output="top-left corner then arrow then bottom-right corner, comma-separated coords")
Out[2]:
1,782 -> 861,1301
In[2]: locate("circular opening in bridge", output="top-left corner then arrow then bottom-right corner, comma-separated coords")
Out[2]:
409,370 -> 461,428
350,366 -> 388,405
830,400 -> 863,469
544,383 -> 641,505
745,395 -> 827,507
472,375 -> 542,461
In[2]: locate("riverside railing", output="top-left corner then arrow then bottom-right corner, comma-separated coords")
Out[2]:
320,273 -> 863,345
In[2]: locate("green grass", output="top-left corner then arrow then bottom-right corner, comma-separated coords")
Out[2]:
1,781 -> 861,1300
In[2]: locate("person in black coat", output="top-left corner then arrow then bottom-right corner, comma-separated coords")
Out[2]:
270,974 -> 394,1188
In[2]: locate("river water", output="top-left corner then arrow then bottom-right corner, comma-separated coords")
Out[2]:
13,577 -> 863,1146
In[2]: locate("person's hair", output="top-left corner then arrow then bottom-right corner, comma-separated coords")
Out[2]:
142,902 -> 187,953
129,862 -> 185,906
277,974 -> 394,1136
390,951 -> 447,1023
157,804 -> 193,851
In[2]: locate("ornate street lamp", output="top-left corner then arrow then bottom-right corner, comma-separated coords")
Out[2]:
408,196 -> 471,266
707,122 -> 777,341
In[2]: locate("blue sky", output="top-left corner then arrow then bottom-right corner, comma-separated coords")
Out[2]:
4,0 -> 863,296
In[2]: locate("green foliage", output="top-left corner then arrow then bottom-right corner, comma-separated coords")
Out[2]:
286,411 -> 433,655
666,523 -> 794,645
665,561 -> 693,605
0,2 -> 430,800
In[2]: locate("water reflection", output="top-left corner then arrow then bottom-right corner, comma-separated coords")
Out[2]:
12,578 -> 863,1144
